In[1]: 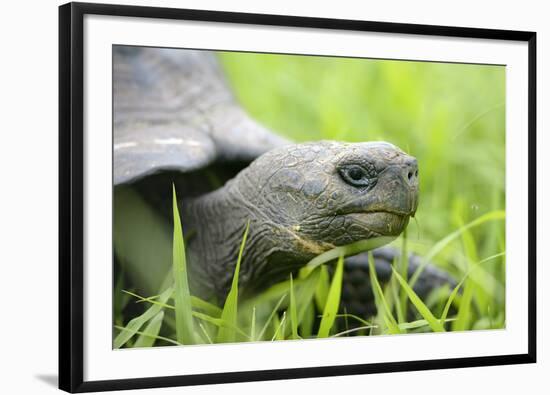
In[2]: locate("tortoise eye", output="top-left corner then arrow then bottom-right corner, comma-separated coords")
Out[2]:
339,164 -> 377,188
348,166 -> 364,180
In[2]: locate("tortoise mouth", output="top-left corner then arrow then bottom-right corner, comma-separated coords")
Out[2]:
345,211 -> 410,236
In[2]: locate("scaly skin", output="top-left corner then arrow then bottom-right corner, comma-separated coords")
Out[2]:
182,141 -> 419,300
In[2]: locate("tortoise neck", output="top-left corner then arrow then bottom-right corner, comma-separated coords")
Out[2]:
181,182 -> 251,300
180,180 -> 312,302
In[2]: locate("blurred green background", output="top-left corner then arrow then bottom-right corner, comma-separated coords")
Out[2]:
114,51 -> 507,345
221,53 -> 505,242
220,52 -> 506,330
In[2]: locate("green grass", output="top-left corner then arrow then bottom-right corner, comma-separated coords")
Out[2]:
171,184 -> 196,345
317,256 -> 344,338
216,221 -> 249,343
113,51 -> 506,347
113,189 -> 505,347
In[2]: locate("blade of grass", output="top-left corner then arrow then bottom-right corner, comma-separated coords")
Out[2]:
113,286 -> 173,348
122,289 -> 175,310
250,307 -> 256,342
453,281 -> 474,331
288,274 -> 299,339
334,313 -> 373,328
305,236 -> 396,274
123,289 -> 222,318
172,184 -> 196,345
409,210 -> 505,287
192,311 -> 250,339
398,318 -> 455,331
198,322 -> 213,344
343,307 -> 350,336
190,296 -> 222,317
258,268 -> 321,339
257,294 -> 287,341
314,265 -> 330,312
134,311 -> 165,348
453,280 -> 474,331
392,267 -> 445,332
457,212 -> 489,322
272,312 -> 287,341
398,230 -> 409,322
332,325 -> 377,337
216,221 -> 250,343
317,256 -> 344,338
390,273 -> 405,324
440,274 -> 468,323
289,267 -> 321,334
114,325 -> 181,346
368,252 -> 401,334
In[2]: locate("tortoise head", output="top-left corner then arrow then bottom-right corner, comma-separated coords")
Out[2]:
235,141 -> 418,256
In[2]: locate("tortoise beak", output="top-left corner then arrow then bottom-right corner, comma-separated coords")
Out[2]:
373,159 -> 419,218
391,155 -> 419,217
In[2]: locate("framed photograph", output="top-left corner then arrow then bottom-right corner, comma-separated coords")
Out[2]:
59,2 -> 536,393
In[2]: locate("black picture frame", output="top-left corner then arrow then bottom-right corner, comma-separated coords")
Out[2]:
59,2 -> 537,393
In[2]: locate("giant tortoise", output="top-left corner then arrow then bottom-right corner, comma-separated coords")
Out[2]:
113,46 -> 455,324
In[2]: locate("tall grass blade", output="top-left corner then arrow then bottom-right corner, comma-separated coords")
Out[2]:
305,237 -> 396,273
216,221 -> 250,343
335,313 -> 373,328
193,311 -> 250,339
392,268 -> 445,332
314,265 -> 330,311
190,296 -> 222,317
288,274 -> 299,339
295,268 -> 321,322
398,318 -> 455,331
257,294 -> 287,341
457,211 -> 490,317
113,286 -> 172,348
250,307 -> 256,342
390,273 -> 405,324
172,185 -> 196,345
398,230 -> 409,322
121,289 -> 221,319
368,252 -> 401,334
440,274 -> 468,323
114,325 -> 180,346
134,311 -> 165,348
409,210 -> 505,287
198,323 -> 214,344
453,281 -> 474,331
332,325 -> 377,337
272,312 -> 287,341
317,256 -> 344,338
283,267 -> 321,339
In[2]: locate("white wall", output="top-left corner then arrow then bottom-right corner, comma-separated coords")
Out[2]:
0,0 -> 547,394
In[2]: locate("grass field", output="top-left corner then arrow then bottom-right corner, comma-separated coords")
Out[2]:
113,51 -> 506,347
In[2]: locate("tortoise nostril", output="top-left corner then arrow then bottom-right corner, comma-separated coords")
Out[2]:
404,159 -> 418,185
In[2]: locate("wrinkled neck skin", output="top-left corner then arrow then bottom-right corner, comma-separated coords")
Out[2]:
181,176 -> 320,302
